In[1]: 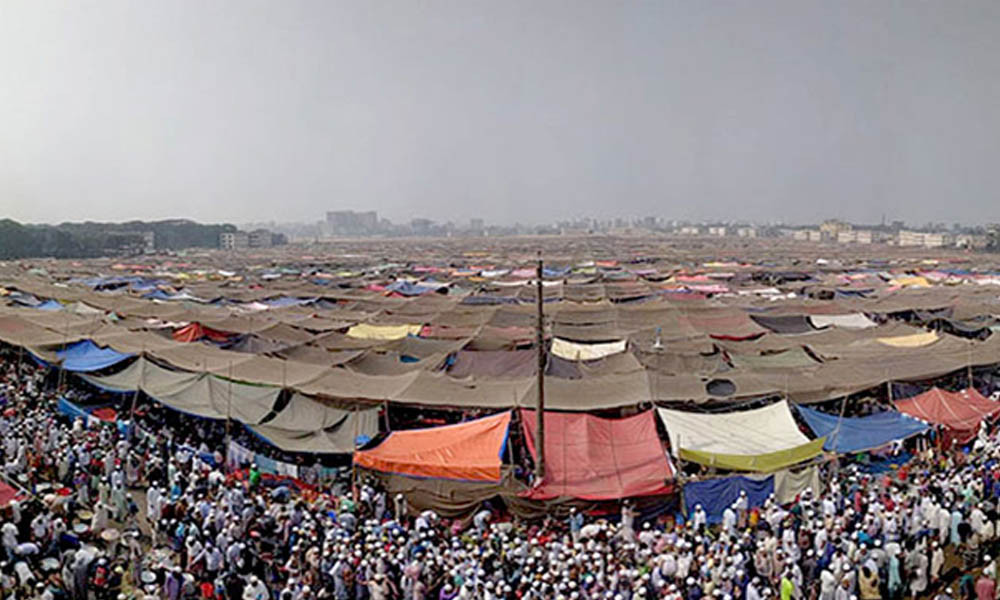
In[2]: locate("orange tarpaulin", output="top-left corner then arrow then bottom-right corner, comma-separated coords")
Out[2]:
520,409 -> 674,500
173,323 -> 233,343
895,387 -> 1000,442
354,412 -> 511,482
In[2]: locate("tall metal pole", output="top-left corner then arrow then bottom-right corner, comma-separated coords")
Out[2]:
534,251 -> 546,481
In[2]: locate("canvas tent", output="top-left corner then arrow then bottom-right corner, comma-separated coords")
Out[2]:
519,409 -> 673,500
353,411 -> 511,482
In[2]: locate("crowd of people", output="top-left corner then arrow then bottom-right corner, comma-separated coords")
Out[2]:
1,352 -> 1000,599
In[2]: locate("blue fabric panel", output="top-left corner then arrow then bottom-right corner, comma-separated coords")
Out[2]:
54,340 -> 134,372
683,475 -> 774,524
797,406 -> 929,453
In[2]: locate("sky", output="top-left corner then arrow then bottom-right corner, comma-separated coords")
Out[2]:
2,1 -> 999,227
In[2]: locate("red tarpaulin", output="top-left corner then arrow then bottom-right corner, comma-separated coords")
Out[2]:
520,409 -> 674,500
173,323 -> 233,343
0,480 -> 21,506
895,387 -> 1000,443
354,412 -> 511,482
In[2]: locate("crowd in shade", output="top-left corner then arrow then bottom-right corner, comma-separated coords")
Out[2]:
4,355 -> 1000,600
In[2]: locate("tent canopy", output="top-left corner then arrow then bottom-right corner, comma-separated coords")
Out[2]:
46,340 -> 134,372
657,401 -> 811,457
519,409 -> 673,500
796,405 -> 929,453
354,411 -> 511,482
895,387 -> 1000,433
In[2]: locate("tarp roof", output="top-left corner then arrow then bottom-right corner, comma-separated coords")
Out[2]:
796,405 -> 929,453
37,340 -> 134,372
657,400 -> 811,457
895,387 -> 1000,434
353,411 -> 511,482
519,409 -> 673,500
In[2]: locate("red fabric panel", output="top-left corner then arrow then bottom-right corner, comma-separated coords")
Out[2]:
520,409 -> 673,501
0,481 -> 21,506
895,387 -> 1000,440
354,412 -> 511,482
173,323 -> 232,343
173,323 -> 205,343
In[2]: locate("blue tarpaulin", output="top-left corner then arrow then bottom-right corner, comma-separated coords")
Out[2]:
683,475 -> 774,524
35,300 -> 64,311
796,406 -> 929,453
54,340 -> 134,372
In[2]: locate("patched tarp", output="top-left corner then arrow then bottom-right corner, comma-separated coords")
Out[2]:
353,411 -> 511,482
550,338 -> 627,361
519,409 -> 673,500
39,340 -> 134,372
796,405 -> 929,453
895,387 -> 1000,440
684,475 -> 773,524
727,347 -> 819,370
678,438 -> 825,473
657,401 -> 811,457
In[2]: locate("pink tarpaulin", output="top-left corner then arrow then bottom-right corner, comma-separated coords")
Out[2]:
520,409 -> 673,500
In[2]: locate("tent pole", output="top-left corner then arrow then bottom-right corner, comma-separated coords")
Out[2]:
225,360 -> 233,467
128,343 -> 146,441
351,404 -> 359,502
534,250 -> 546,482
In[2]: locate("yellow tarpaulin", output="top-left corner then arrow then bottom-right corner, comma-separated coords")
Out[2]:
889,276 -> 931,288
877,331 -> 939,348
346,323 -> 423,340
678,438 -> 826,473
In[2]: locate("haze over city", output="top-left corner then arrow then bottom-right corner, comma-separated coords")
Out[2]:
3,1 -> 1000,227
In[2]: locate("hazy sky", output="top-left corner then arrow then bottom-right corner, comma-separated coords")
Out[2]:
2,1 -> 999,226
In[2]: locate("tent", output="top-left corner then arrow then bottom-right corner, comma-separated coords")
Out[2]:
657,401 -> 811,457
354,411 -> 511,482
895,387 -> 1000,442
796,406 -> 929,453
40,340 -> 134,373
519,409 -> 673,500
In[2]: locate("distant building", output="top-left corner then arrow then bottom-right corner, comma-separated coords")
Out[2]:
736,227 -> 757,238
707,226 -> 727,237
325,210 -> 379,235
922,232 -> 954,248
469,218 -> 484,231
248,229 -> 273,248
678,226 -> 701,235
836,230 -> 872,244
220,232 -> 249,250
793,229 -> 822,242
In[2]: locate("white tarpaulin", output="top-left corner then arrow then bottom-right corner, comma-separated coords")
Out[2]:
808,314 -> 877,330
657,400 -> 811,458
550,337 -> 627,361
